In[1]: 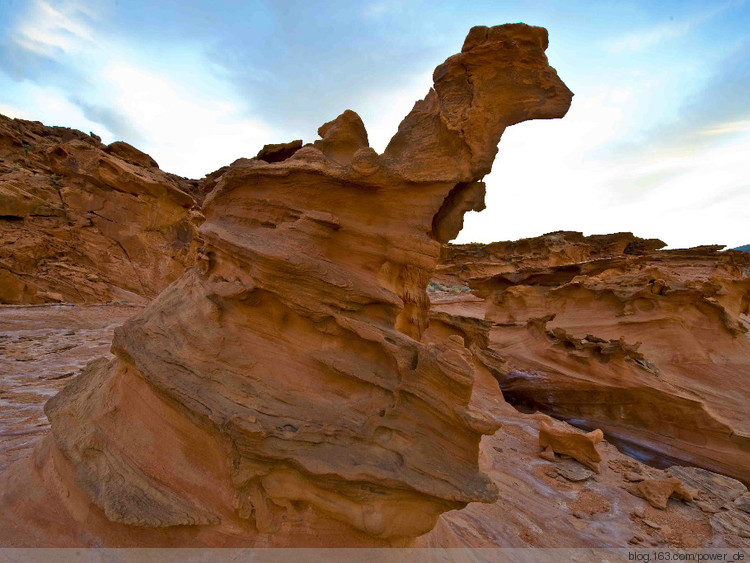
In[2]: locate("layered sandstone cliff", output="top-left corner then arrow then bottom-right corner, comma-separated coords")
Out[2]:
0,24 -> 577,545
431,234 -> 750,484
0,114 -> 204,304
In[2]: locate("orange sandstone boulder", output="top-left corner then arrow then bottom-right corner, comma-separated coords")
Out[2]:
629,477 -> 698,509
538,418 -> 604,473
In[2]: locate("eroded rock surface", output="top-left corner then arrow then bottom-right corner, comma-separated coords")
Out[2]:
0,114 -> 204,304
431,233 -> 750,485
0,23 -> 575,545
5,303 -> 750,548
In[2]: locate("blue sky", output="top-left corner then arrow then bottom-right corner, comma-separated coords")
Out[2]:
1,0 -> 748,248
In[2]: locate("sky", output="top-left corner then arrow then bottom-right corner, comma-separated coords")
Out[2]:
0,0 -> 748,248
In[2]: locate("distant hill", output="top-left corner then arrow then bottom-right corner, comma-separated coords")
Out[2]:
734,244 -> 750,253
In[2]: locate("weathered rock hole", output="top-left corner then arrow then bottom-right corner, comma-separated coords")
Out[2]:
430,181 -> 486,243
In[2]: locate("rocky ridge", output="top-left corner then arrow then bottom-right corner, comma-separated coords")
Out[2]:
0,114 -> 204,304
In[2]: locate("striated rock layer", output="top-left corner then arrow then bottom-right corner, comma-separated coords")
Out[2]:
431,233 -> 750,484
0,24 -> 574,545
0,114 -> 204,304
436,230 -> 667,285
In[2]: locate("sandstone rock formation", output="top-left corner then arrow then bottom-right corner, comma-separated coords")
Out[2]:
430,233 -> 750,485
538,418 -> 604,473
628,477 -> 697,509
0,114 -> 204,304
417,322 -> 750,548
0,23 -> 575,545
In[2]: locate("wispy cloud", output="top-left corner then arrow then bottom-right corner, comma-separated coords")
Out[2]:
607,37 -> 750,162
606,19 -> 694,54
99,62 -> 272,175
362,2 -> 391,20
1,0 -> 274,176
698,119 -> 750,136
605,1 -> 738,54
361,0 -> 406,21
13,0 -> 96,57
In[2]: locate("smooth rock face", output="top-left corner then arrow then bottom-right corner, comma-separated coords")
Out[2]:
0,24 -> 573,545
0,114 -> 204,304
431,232 -> 750,484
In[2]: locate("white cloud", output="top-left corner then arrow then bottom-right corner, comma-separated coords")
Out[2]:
356,71 -> 433,153
605,2 -> 737,54
361,0 -> 403,21
698,119 -> 750,137
457,106 -> 750,250
101,62 -> 271,176
13,0 -> 96,57
0,83 -> 106,137
606,19 -> 694,54
4,0 -> 274,177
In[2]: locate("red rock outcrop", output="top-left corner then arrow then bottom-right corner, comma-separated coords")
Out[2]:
0,23 -> 574,545
0,114 -> 204,304
431,235 -> 750,485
